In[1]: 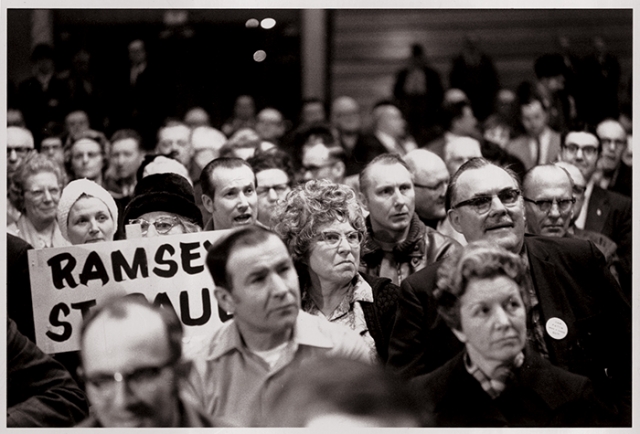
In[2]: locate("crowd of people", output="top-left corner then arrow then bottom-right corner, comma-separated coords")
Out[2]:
6,36 -> 632,427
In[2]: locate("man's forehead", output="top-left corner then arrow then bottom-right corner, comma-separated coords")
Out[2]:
303,142 -> 331,161
565,131 -> 599,147
212,166 -> 255,189
228,235 -> 291,274
160,125 -> 190,140
597,121 -> 625,138
457,166 -> 517,194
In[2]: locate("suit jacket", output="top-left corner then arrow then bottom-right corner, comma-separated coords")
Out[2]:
608,161 -> 632,198
412,348 -> 617,427
505,128 -> 561,170
584,185 -> 631,286
387,235 -> 630,412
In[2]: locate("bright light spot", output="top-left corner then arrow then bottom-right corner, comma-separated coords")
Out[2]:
245,18 -> 259,28
253,50 -> 267,62
261,18 -> 276,29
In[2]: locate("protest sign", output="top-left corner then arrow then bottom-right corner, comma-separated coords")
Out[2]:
28,230 -> 231,354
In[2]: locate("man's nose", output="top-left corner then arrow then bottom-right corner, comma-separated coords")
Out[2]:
237,193 -> 249,209
8,149 -> 18,161
270,273 -> 290,298
110,379 -> 138,409
267,188 -> 278,201
42,188 -> 53,202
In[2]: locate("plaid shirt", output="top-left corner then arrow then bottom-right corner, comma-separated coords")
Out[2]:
464,351 -> 525,399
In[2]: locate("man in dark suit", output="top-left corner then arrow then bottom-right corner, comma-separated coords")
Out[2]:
595,119 -> 631,198
387,158 -> 630,424
559,123 -> 631,291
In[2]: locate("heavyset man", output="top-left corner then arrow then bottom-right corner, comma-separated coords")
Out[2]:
387,158 -> 630,424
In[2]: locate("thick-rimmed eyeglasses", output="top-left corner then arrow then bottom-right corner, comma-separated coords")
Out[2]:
256,184 -> 289,196
451,188 -> 521,215
562,143 -> 598,158
316,231 -> 363,247
524,197 -> 575,213
82,360 -> 173,397
128,216 -> 180,235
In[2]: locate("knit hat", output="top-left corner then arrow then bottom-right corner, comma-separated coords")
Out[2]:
123,173 -> 203,227
57,178 -> 119,241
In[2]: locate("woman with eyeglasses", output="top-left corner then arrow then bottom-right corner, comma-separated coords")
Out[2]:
57,178 -> 118,245
273,179 -> 399,363
122,173 -> 203,238
8,153 -> 70,249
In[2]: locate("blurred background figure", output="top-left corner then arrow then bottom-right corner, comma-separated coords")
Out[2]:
265,357 -> 422,427
449,34 -> 500,122
533,53 -> 576,133
222,94 -> 256,137
330,96 -> 366,176
580,36 -> 621,125
299,97 -> 327,127
40,131 -> 66,169
8,153 -> 69,249
17,43 -> 70,146
57,178 -> 118,245
255,107 -> 287,146
7,126 -> 37,225
299,125 -> 347,184
64,110 -> 91,144
443,136 -> 482,177
426,99 -> 481,158
393,43 -> 444,144
483,89 -> 519,149
594,118 -> 631,197
218,127 -> 261,160
184,106 -> 211,128
247,149 -> 295,228
104,129 -> 145,214
64,129 -> 109,186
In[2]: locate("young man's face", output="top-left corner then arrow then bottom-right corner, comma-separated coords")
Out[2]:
205,165 -> 258,230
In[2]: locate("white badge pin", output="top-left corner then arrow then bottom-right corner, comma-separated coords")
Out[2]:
546,317 -> 568,340
597,209 -> 602,216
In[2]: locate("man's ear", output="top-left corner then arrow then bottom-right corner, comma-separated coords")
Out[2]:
214,287 -> 235,315
358,190 -> 369,212
451,327 -> 467,344
202,194 -> 214,215
448,209 -> 463,234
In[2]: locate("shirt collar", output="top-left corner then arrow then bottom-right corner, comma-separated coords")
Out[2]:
208,311 -> 336,361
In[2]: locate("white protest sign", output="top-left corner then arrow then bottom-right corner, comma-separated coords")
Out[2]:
28,230 -> 231,354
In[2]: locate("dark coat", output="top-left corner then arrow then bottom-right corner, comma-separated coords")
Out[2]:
350,133 -> 389,175
608,161 -> 632,198
584,185 -> 632,288
359,273 -> 400,364
387,235 -> 630,420
7,234 -> 35,342
412,348 -> 617,427
7,318 -> 88,427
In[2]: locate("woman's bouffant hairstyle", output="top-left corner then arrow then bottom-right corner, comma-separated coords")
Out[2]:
273,179 -> 365,262
64,129 -> 110,179
434,241 -> 530,331
10,152 -> 66,213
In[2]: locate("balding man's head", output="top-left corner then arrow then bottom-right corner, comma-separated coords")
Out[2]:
331,96 -> 361,134
522,165 -> 575,237
444,136 -> 482,176
404,149 -> 449,221
596,119 -> 627,173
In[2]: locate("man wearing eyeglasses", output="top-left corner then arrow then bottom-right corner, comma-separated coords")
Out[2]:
595,119 -> 631,198
247,150 -> 295,228
388,157 -> 630,424
559,123 -> 631,300
7,126 -> 36,225
78,296 -> 218,427
300,127 -> 347,185
403,149 -> 465,246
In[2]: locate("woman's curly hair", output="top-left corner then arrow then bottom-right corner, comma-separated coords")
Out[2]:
10,152 -> 66,213
273,179 -> 366,262
434,240 -> 531,331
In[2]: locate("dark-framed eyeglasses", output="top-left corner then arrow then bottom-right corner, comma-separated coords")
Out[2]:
451,188 -> 521,215
256,183 -> 290,196
81,359 -> 174,397
414,180 -> 448,191
600,138 -> 627,149
562,143 -> 598,158
128,216 -> 180,235
7,146 -> 32,156
523,197 -> 575,213
316,231 -> 363,247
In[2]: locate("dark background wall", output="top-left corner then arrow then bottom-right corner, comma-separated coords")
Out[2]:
331,9 -> 632,117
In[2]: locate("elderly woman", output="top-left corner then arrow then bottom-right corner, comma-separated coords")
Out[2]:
8,153 -> 69,249
122,173 -> 203,238
413,241 -> 612,427
274,179 -> 398,363
57,178 -> 119,245
64,129 -> 109,186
